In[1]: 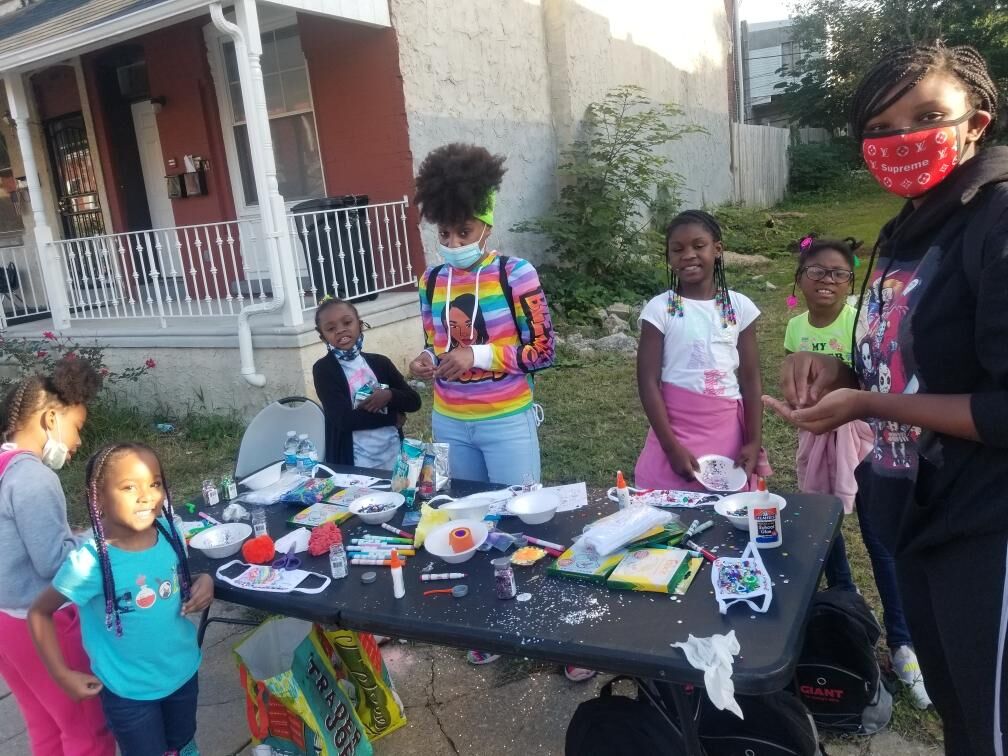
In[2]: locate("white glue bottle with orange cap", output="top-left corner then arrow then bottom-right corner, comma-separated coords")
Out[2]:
391,549 -> 405,599
748,477 -> 782,548
615,471 -> 632,510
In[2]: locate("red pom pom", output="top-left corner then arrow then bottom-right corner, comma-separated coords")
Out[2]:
308,523 -> 342,556
241,535 -> 276,564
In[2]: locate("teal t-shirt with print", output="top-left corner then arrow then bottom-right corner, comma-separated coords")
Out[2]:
784,303 -> 857,366
53,520 -> 200,700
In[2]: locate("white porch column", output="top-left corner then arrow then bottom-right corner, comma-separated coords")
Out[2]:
231,0 -> 304,327
4,71 -> 72,329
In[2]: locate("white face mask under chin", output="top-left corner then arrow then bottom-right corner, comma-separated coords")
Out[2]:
41,415 -> 69,470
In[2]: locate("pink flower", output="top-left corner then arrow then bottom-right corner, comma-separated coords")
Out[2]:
100,367 -> 110,377
64,352 -> 76,360
145,358 -> 156,369
36,350 -> 47,358
42,331 -> 56,341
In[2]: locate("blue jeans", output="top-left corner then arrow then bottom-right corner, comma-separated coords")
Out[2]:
101,672 -> 198,756
824,527 -> 857,592
432,407 -> 541,485
856,498 -> 912,649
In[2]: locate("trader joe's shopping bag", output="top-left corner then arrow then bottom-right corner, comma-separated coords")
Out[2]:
235,617 -> 373,756
319,627 -> 406,741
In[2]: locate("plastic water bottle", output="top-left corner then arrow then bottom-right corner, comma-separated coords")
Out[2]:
296,434 -> 318,476
283,430 -> 299,468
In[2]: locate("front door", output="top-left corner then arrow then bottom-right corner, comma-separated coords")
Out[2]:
130,100 -> 175,231
43,113 -> 106,239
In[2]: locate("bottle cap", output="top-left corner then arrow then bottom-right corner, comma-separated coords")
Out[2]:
390,549 -> 402,568
360,571 -> 377,584
616,470 -> 627,488
757,477 -> 768,492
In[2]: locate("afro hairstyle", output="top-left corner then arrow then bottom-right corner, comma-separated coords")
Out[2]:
414,143 -> 506,227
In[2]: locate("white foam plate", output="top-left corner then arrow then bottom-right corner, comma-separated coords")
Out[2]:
696,454 -> 747,493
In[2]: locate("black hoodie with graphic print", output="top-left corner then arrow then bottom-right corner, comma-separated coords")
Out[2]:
853,145 -> 1008,556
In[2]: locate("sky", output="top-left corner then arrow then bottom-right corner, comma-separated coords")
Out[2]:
740,0 -> 793,23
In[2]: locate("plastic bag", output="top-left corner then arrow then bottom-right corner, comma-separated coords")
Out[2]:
579,504 -> 673,556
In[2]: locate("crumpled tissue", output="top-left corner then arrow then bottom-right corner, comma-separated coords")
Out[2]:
671,630 -> 743,718
274,527 -> 311,555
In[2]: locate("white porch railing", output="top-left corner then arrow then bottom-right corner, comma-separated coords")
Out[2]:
48,197 -> 415,327
0,232 -> 51,329
288,196 -> 415,312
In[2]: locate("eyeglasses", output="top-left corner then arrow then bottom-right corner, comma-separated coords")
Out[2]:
801,265 -> 854,284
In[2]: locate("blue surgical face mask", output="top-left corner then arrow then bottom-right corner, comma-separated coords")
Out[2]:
438,224 -> 487,270
329,333 -> 364,361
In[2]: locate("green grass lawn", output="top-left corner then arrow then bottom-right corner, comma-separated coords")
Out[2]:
55,176 -> 942,744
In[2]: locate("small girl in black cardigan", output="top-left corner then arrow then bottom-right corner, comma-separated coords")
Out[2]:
312,298 -> 422,469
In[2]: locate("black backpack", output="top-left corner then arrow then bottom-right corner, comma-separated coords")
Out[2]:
794,589 -> 892,734
692,689 -> 823,756
565,677 -> 687,756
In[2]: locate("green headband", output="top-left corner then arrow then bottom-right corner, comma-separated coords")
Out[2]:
473,191 -> 496,226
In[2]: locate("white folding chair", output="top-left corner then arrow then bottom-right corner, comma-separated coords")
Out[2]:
235,395 -> 326,480
198,396 -> 325,647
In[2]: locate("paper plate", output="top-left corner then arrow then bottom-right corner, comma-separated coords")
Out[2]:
696,454 -> 747,493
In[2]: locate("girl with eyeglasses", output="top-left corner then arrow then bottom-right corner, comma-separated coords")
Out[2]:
784,235 -> 931,709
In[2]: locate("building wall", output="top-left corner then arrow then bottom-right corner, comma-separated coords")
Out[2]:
390,0 -> 559,265
298,15 -> 424,276
30,66 -> 81,121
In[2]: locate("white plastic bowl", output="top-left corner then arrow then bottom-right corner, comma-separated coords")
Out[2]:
431,491 -> 509,521
715,492 -> 787,531
189,523 -> 252,559
506,490 -> 560,525
696,454 -> 748,493
240,462 -> 283,491
348,492 -> 405,525
424,519 -> 489,564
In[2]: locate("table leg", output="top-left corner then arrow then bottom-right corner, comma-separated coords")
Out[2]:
656,681 -> 704,755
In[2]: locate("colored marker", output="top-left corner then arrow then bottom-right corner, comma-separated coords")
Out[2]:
347,542 -> 405,550
694,520 -> 715,535
523,535 -> 565,552
351,536 -> 412,545
420,573 -> 467,582
348,549 -> 416,557
381,523 -> 415,539
350,558 -> 396,566
198,512 -> 221,526
685,540 -> 717,563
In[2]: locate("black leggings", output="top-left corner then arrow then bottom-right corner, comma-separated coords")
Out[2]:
897,533 -> 1008,755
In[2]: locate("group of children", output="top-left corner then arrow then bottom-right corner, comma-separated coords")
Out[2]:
1,39 -> 1003,756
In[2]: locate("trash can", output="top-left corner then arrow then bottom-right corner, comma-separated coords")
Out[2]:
290,195 -> 378,302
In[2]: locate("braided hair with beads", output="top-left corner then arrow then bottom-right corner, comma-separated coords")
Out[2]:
848,41 -> 999,142
83,443 -> 192,637
664,210 -> 737,328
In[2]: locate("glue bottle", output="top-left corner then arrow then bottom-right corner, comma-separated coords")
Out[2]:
390,549 -> 405,599
615,470 -> 631,510
748,477 -> 782,549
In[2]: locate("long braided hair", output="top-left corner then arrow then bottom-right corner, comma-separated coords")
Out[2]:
848,41 -> 999,142
664,210 -> 736,328
84,443 -> 192,636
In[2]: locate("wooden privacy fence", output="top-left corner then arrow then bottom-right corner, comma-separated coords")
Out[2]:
732,122 -> 790,207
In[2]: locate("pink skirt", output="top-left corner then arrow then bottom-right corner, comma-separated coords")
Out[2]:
634,383 -> 771,491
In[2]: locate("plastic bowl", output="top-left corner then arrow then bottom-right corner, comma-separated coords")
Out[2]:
433,491 -> 510,521
696,454 -> 748,493
348,492 -> 405,525
506,490 -> 560,525
714,492 -> 787,531
424,519 -> 489,564
240,462 -> 283,491
189,523 -> 252,559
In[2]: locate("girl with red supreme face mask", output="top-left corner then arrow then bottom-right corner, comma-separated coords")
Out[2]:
766,43 -> 1008,754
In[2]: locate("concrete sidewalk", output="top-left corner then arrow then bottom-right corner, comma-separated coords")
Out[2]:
0,601 -> 938,755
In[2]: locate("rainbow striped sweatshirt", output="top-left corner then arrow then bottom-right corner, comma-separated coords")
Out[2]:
419,253 -> 555,421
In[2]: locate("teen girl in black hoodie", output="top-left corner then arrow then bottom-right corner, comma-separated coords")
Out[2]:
766,43 -> 1008,754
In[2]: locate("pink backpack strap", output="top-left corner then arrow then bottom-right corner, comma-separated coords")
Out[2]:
0,449 -> 30,479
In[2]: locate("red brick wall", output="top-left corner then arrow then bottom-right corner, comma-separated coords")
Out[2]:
30,66 -> 81,121
297,15 -> 423,276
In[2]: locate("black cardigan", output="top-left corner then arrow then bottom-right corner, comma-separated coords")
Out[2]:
312,352 -> 422,467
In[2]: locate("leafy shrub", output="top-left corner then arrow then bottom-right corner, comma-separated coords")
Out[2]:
788,139 -> 861,194
0,331 -> 155,389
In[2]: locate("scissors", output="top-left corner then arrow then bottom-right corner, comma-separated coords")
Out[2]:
272,543 -> 301,572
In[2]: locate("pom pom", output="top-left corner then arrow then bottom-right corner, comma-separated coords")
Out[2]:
786,294 -> 799,310
241,535 -> 275,564
308,522 -> 342,556
799,234 -> 815,250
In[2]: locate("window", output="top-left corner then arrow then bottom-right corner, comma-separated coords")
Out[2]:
223,26 -> 324,206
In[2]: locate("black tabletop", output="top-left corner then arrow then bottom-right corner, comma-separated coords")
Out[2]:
188,466 -> 842,695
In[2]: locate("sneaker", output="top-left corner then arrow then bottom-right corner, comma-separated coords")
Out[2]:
466,649 -> 501,665
563,666 -> 598,682
892,645 -> 932,710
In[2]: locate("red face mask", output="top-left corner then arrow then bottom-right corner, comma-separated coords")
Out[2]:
861,110 -> 974,198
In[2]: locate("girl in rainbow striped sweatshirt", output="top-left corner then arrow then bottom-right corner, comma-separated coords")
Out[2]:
409,143 -> 555,489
